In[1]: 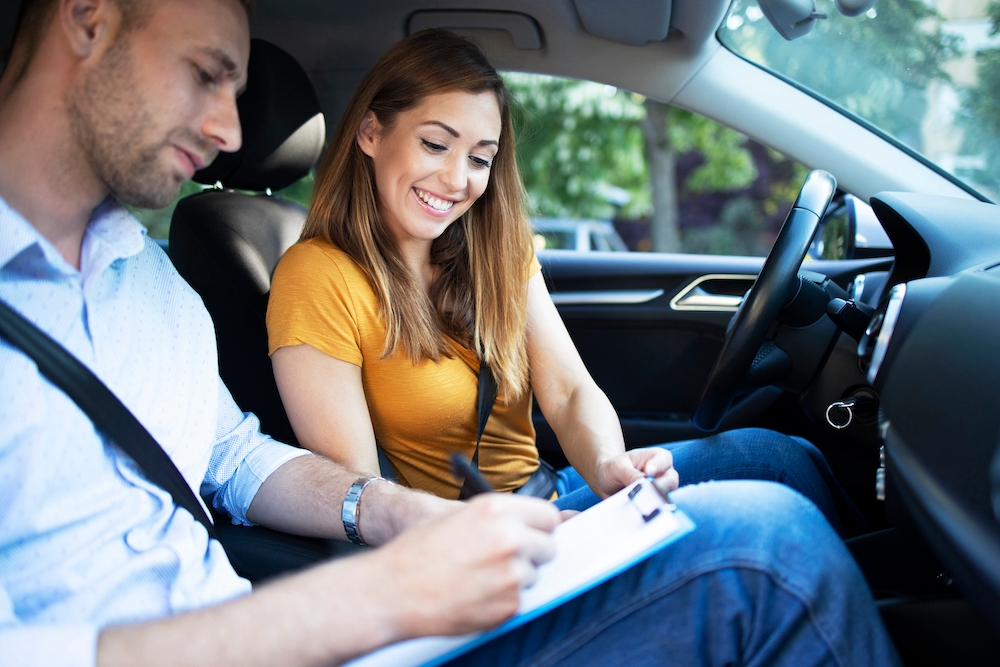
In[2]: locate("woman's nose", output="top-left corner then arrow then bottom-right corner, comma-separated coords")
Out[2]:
440,154 -> 467,193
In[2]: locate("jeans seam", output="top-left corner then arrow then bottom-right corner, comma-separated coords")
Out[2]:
514,557 -> 848,667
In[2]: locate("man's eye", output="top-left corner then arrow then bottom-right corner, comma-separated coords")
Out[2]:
422,139 -> 446,152
470,156 -> 492,169
195,66 -> 216,86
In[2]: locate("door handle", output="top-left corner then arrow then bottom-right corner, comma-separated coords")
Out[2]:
669,274 -> 757,312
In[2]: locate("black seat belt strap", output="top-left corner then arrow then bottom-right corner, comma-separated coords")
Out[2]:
458,358 -> 498,500
0,298 -> 218,540
456,357 -> 559,501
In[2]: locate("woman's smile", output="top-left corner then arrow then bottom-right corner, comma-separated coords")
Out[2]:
412,186 -> 457,215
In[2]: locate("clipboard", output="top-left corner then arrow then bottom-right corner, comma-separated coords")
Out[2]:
344,478 -> 696,667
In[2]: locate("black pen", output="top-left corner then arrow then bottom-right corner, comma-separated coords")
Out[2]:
450,452 -> 494,496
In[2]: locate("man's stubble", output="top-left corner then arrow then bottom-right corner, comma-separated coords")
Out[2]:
65,35 -> 215,209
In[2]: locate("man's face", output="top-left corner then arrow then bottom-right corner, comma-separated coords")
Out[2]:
66,0 -> 249,209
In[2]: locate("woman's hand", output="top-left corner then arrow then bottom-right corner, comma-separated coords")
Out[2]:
593,448 -> 680,499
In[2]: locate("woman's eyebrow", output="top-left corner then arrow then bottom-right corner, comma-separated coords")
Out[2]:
421,121 -> 499,147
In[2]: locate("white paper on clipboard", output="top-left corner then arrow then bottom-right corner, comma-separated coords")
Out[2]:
344,478 -> 696,667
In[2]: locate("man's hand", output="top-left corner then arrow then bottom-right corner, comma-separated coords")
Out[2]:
97,494 -> 560,667
593,448 -> 679,499
369,493 -> 561,640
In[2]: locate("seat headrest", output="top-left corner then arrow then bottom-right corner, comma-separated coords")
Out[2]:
194,39 -> 326,191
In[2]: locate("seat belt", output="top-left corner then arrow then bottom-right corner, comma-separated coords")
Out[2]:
457,357 -> 559,500
0,298 -> 218,540
458,357 -> 498,500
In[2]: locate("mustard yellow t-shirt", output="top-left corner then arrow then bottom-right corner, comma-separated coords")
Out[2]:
267,237 -> 540,499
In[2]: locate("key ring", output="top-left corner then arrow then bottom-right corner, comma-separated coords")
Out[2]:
826,399 -> 855,430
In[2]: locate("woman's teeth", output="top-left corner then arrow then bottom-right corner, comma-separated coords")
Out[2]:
415,188 -> 454,212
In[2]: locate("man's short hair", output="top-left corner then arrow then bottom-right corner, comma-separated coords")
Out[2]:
3,0 -> 254,87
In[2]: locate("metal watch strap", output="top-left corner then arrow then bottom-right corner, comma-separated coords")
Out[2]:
342,476 -> 385,546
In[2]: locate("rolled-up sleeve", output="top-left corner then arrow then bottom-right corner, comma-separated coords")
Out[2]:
200,379 -> 310,525
0,584 -> 97,667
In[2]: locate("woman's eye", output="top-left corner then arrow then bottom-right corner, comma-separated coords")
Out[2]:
470,156 -> 492,169
422,139 -> 446,152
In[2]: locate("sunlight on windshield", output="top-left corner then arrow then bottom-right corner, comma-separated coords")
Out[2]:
719,0 -> 1000,201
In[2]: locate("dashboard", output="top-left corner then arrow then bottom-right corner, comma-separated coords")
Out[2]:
855,192 -> 1000,640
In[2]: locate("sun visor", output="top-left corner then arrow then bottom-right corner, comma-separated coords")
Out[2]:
407,11 -> 543,50
572,0 -> 672,46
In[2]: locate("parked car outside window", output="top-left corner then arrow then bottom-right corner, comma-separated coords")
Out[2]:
531,217 -> 629,252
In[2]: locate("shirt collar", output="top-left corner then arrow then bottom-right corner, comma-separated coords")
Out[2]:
0,195 -> 147,277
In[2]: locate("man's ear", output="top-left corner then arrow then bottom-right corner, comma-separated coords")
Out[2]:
58,0 -> 118,59
356,110 -> 381,159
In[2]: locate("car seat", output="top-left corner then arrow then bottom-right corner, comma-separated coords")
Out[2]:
169,39 -> 360,580
170,38 -> 322,448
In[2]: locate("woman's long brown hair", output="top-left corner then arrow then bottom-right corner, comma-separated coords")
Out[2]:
302,29 -> 533,400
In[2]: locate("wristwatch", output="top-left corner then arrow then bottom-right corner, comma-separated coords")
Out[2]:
342,476 -> 385,546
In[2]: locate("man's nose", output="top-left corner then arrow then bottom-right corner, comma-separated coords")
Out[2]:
203,91 -> 243,154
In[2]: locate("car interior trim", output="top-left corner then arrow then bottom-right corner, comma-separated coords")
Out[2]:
866,282 -> 906,385
886,430 -> 1000,640
406,10 -> 543,50
572,0 -> 671,46
549,289 -> 666,306
669,273 -> 756,312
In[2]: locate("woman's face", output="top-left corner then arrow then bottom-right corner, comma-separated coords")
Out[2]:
357,90 -> 502,254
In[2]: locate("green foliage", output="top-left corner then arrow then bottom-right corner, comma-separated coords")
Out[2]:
682,197 -> 769,256
962,2 -> 1000,194
507,74 -> 648,219
723,0 -> 961,150
764,157 -> 810,218
276,172 -> 315,208
668,107 -> 757,194
506,74 -> 759,221
124,180 -> 205,240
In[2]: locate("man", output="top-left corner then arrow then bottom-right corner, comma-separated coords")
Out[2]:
0,0 -> 900,665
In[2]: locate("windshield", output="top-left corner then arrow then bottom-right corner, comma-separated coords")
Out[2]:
718,0 -> 1000,201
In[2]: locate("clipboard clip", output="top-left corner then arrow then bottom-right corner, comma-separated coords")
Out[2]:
627,478 -> 677,523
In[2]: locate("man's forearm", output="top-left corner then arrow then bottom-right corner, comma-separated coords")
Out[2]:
99,494 -> 562,667
245,454 -> 456,545
97,553 -> 401,667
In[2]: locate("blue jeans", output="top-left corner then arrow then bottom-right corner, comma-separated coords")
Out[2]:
450,481 -> 900,667
552,428 -> 868,537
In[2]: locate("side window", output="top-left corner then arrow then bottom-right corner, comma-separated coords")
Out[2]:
125,174 -> 316,245
505,73 -> 808,256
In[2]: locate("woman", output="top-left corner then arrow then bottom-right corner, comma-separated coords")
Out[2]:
266,29 -> 860,534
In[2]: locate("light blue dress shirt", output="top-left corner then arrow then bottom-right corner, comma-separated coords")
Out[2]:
0,196 -> 309,666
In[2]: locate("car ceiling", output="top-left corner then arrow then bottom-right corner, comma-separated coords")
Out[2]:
0,0 -> 732,128
251,0 -> 731,125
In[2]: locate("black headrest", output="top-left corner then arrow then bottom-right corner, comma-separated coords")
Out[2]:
194,39 -> 326,191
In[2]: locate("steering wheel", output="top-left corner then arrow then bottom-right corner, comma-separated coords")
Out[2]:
692,170 -> 837,432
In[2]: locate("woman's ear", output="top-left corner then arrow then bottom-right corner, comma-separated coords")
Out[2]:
356,110 -> 381,159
